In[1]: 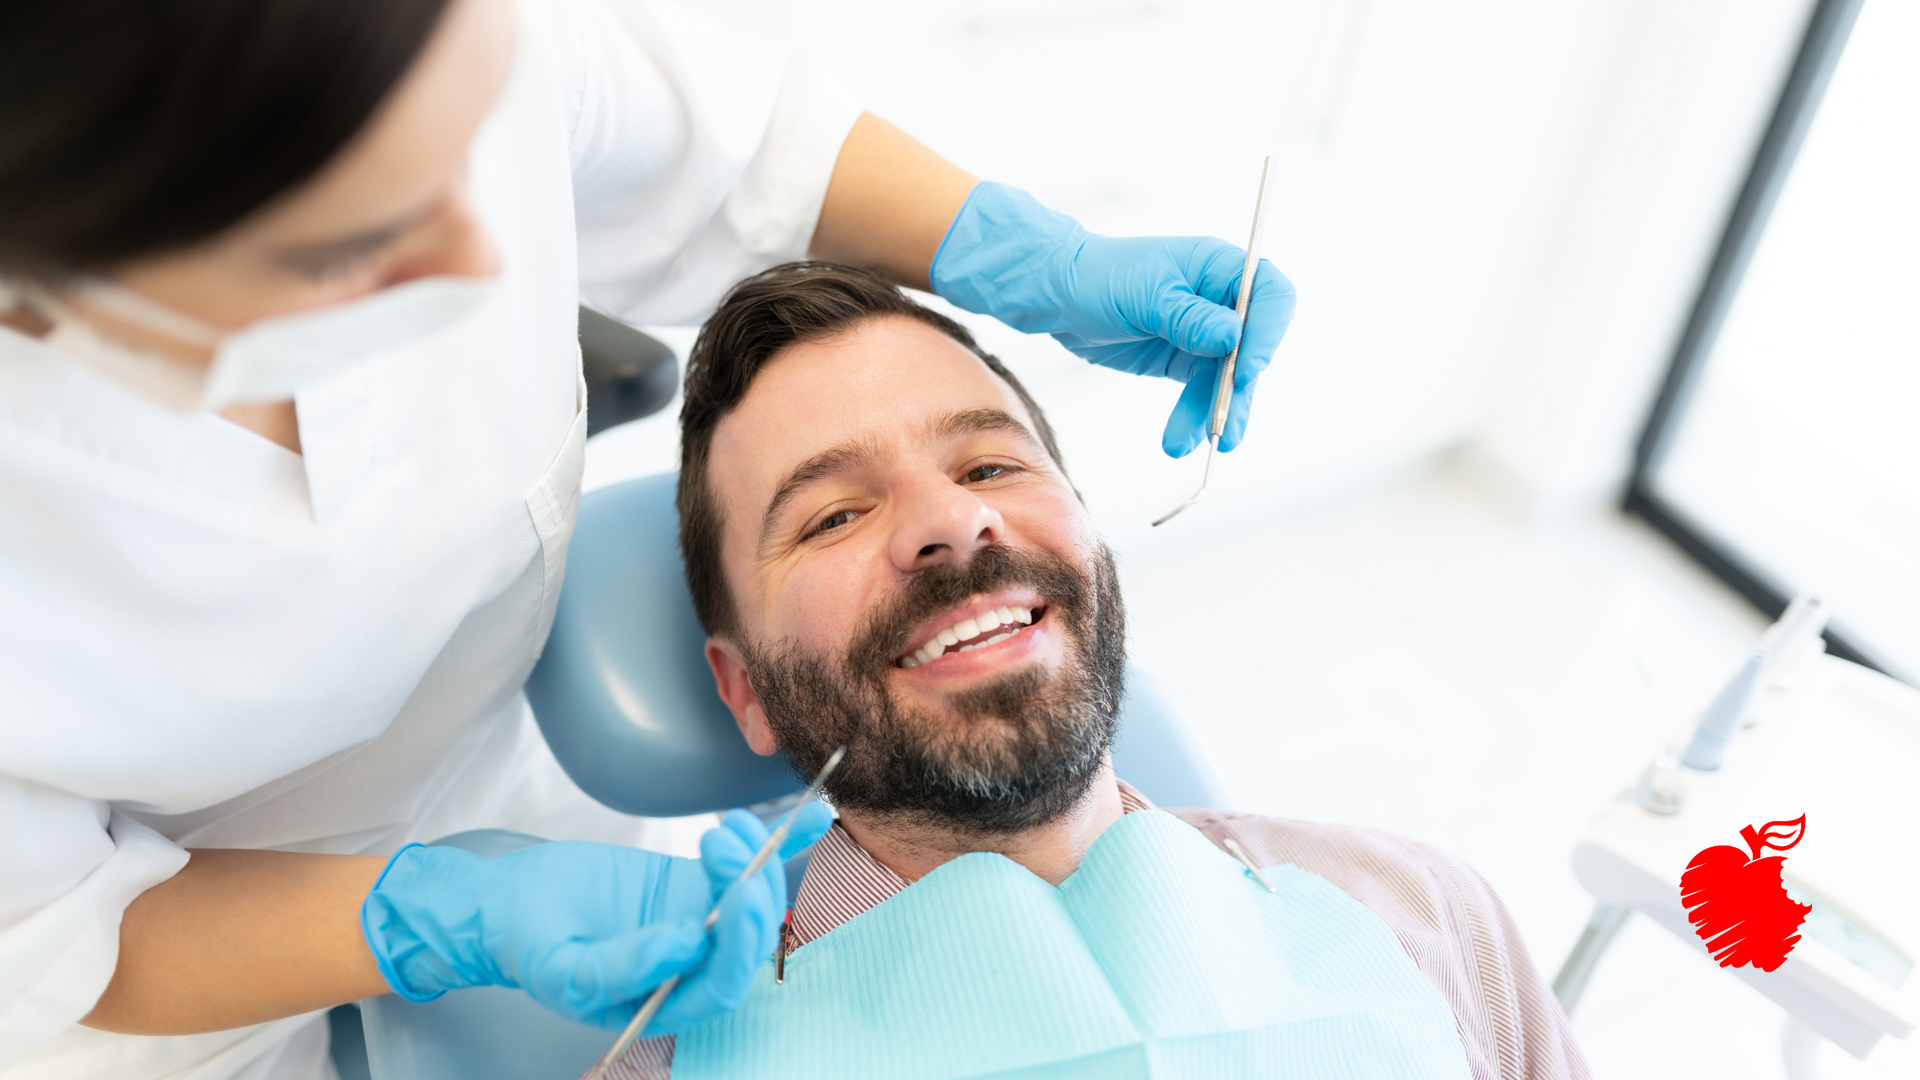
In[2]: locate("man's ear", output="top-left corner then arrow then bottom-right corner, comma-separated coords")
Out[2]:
705,637 -> 779,756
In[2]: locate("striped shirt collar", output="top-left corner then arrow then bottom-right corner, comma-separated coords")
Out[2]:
788,780 -> 1154,950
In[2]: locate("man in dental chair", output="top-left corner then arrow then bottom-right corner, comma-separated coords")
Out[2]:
608,262 -> 1590,1080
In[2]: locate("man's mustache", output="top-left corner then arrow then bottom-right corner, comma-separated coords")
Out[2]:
845,545 -> 1089,677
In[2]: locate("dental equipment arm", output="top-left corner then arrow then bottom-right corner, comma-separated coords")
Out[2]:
1680,593 -> 1829,770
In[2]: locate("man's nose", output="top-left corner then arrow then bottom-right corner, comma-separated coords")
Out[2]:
383,181 -> 500,285
887,474 -> 1005,574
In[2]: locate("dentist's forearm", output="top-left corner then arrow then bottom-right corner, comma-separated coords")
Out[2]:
810,113 -> 978,291
81,849 -> 390,1035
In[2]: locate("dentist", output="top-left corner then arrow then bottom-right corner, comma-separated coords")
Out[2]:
0,1 -> 1294,1077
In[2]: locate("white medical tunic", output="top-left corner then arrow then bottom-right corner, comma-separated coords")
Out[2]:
0,0 -> 861,1076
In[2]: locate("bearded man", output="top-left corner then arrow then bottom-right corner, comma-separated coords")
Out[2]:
604,262 -> 1589,1080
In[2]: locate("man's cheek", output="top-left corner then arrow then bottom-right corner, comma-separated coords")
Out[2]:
1003,495 -> 1094,560
775,558 -> 879,645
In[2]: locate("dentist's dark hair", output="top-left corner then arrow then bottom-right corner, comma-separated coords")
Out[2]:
679,261 -> 1071,640
0,0 -> 453,279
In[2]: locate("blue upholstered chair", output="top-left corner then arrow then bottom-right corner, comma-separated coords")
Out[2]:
332,471 -> 1227,1080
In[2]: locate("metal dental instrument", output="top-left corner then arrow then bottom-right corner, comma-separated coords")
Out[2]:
590,746 -> 847,1080
1221,836 -> 1277,893
774,911 -> 792,985
1152,155 -> 1276,527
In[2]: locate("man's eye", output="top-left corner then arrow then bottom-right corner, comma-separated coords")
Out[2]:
808,509 -> 860,537
964,464 -> 1008,484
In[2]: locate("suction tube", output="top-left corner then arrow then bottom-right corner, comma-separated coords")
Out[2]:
1679,594 -> 1829,770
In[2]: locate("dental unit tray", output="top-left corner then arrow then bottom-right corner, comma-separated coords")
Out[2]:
1570,652 -> 1919,1058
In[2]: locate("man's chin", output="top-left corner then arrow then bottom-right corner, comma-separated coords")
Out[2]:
879,711 -> 1040,778
890,662 -> 1087,734
752,540 -> 1126,833
822,669 -> 1110,825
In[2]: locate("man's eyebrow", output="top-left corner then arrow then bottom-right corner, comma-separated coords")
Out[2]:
758,441 -> 879,549
927,407 -> 1038,446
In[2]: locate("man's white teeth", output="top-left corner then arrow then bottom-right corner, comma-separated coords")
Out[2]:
959,630 -> 1016,653
900,605 -> 1035,667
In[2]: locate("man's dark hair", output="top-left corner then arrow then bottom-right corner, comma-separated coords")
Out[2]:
678,261 -> 1070,640
0,0 -> 451,278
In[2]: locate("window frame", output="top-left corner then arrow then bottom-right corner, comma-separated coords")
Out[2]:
1620,0 -> 1887,673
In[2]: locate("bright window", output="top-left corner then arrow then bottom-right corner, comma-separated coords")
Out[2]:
1634,0 -> 1918,682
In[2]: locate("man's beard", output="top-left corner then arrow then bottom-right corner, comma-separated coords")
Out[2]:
743,543 -> 1127,835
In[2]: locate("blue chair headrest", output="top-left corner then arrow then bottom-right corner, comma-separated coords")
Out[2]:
526,472 -> 803,817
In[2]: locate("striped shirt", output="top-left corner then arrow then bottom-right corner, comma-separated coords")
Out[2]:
605,782 -> 1591,1080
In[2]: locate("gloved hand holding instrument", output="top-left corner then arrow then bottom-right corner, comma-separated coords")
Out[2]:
360,799 -> 836,1036
930,173 -> 1295,460
588,747 -> 848,1078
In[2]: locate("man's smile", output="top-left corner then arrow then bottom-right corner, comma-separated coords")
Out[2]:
893,590 -> 1050,671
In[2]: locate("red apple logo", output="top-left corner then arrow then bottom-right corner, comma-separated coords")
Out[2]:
1679,815 -> 1811,972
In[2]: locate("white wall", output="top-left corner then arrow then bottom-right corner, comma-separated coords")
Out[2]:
1470,0 -> 1812,517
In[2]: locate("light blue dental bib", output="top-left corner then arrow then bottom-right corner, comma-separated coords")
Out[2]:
677,811 -> 1472,1079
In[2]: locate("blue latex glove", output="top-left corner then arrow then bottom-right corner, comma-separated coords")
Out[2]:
360,804 -> 833,1035
931,182 -> 1297,458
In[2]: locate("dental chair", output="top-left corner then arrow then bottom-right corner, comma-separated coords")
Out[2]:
329,470 -> 1229,1080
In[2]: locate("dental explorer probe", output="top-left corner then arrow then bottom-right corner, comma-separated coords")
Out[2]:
1221,836 -> 1277,893
1152,155 -> 1275,527
591,746 -> 847,1080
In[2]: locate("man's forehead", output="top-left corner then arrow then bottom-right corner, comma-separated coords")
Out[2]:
709,316 -> 1041,515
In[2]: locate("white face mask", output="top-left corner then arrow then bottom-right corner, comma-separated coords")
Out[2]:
13,273 -> 496,412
